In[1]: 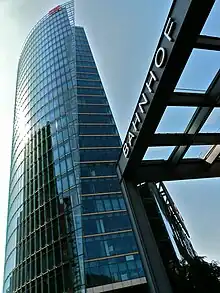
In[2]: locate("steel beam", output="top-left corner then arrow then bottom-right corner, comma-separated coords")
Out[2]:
196,35 -> 220,51
120,179 -> 173,293
169,70 -> 220,164
117,0 -> 215,178
151,133 -> 220,147
168,92 -> 220,107
203,144 -> 220,164
134,158 -> 220,183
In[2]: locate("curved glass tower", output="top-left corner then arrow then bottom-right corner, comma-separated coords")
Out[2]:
3,2 -> 146,293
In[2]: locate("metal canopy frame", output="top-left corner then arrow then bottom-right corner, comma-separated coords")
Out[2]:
117,0 -> 218,180
116,1 -> 220,293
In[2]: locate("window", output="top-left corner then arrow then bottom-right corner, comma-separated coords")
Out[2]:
76,66 -> 98,74
76,61 -> 96,68
54,161 -> 60,176
80,162 -> 116,177
77,88 -> 105,96
66,156 -> 72,170
82,194 -> 126,214
83,212 -> 131,235
80,148 -> 120,162
64,141 -> 70,153
79,125 -> 117,135
77,73 -> 100,80
112,198 -> 120,210
103,199 -> 112,211
78,96 -> 107,105
60,160 -> 66,174
81,177 -> 120,194
77,80 -> 102,87
69,173 -> 75,187
62,175 -> 68,191
59,144 -> 65,157
86,265 -> 113,287
79,114 -> 113,124
79,136 -> 121,148
96,199 -> 105,212
78,105 -> 110,114
84,232 -> 137,259
56,178 -> 62,194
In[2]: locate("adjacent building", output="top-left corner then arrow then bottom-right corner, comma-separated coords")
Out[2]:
3,2 -> 146,293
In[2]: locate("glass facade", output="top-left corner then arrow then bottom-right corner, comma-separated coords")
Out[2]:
3,2 -> 145,293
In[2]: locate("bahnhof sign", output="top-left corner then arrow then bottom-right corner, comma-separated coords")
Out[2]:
117,1 -> 220,292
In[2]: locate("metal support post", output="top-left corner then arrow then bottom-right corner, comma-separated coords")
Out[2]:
120,179 -> 173,293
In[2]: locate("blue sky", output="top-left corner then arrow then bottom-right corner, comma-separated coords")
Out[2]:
1,0 -> 220,290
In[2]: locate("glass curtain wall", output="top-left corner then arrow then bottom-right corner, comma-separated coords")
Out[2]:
75,26 -> 145,288
3,2 -> 84,293
3,2 -> 145,293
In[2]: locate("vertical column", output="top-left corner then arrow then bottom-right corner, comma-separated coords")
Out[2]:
119,175 -> 173,293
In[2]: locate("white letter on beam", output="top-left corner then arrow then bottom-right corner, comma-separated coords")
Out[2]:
164,17 -> 175,42
132,112 -> 141,132
146,71 -> 157,93
128,131 -> 136,147
123,143 -> 130,158
139,93 -> 149,113
155,47 -> 166,68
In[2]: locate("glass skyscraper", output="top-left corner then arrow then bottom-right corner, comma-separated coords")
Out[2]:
3,2 -> 146,293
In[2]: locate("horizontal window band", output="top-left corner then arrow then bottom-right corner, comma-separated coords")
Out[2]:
80,146 -> 121,150
82,190 -> 121,197
79,134 -> 118,137
76,65 -> 97,68
87,277 -> 147,292
80,160 -> 116,164
78,112 -> 110,115
77,86 -> 103,89
80,160 -> 117,164
80,175 -> 117,180
76,72 -> 99,75
78,123 -> 115,125
77,78 -> 101,82
83,229 -> 132,238
77,94 -> 105,97
78,103 -> 108,106
81,191 -> 122,197
85,251 -> 139,262
82,209 -> 126,216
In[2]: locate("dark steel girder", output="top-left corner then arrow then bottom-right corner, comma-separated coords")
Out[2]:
196,35 -> 220,51
134,159 -> 220,183
169,70 -> 220,164
168,92 -> 220,107
151,133 -> 220,147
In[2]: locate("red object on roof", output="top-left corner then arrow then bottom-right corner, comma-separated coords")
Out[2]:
49,5 -> 61,15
